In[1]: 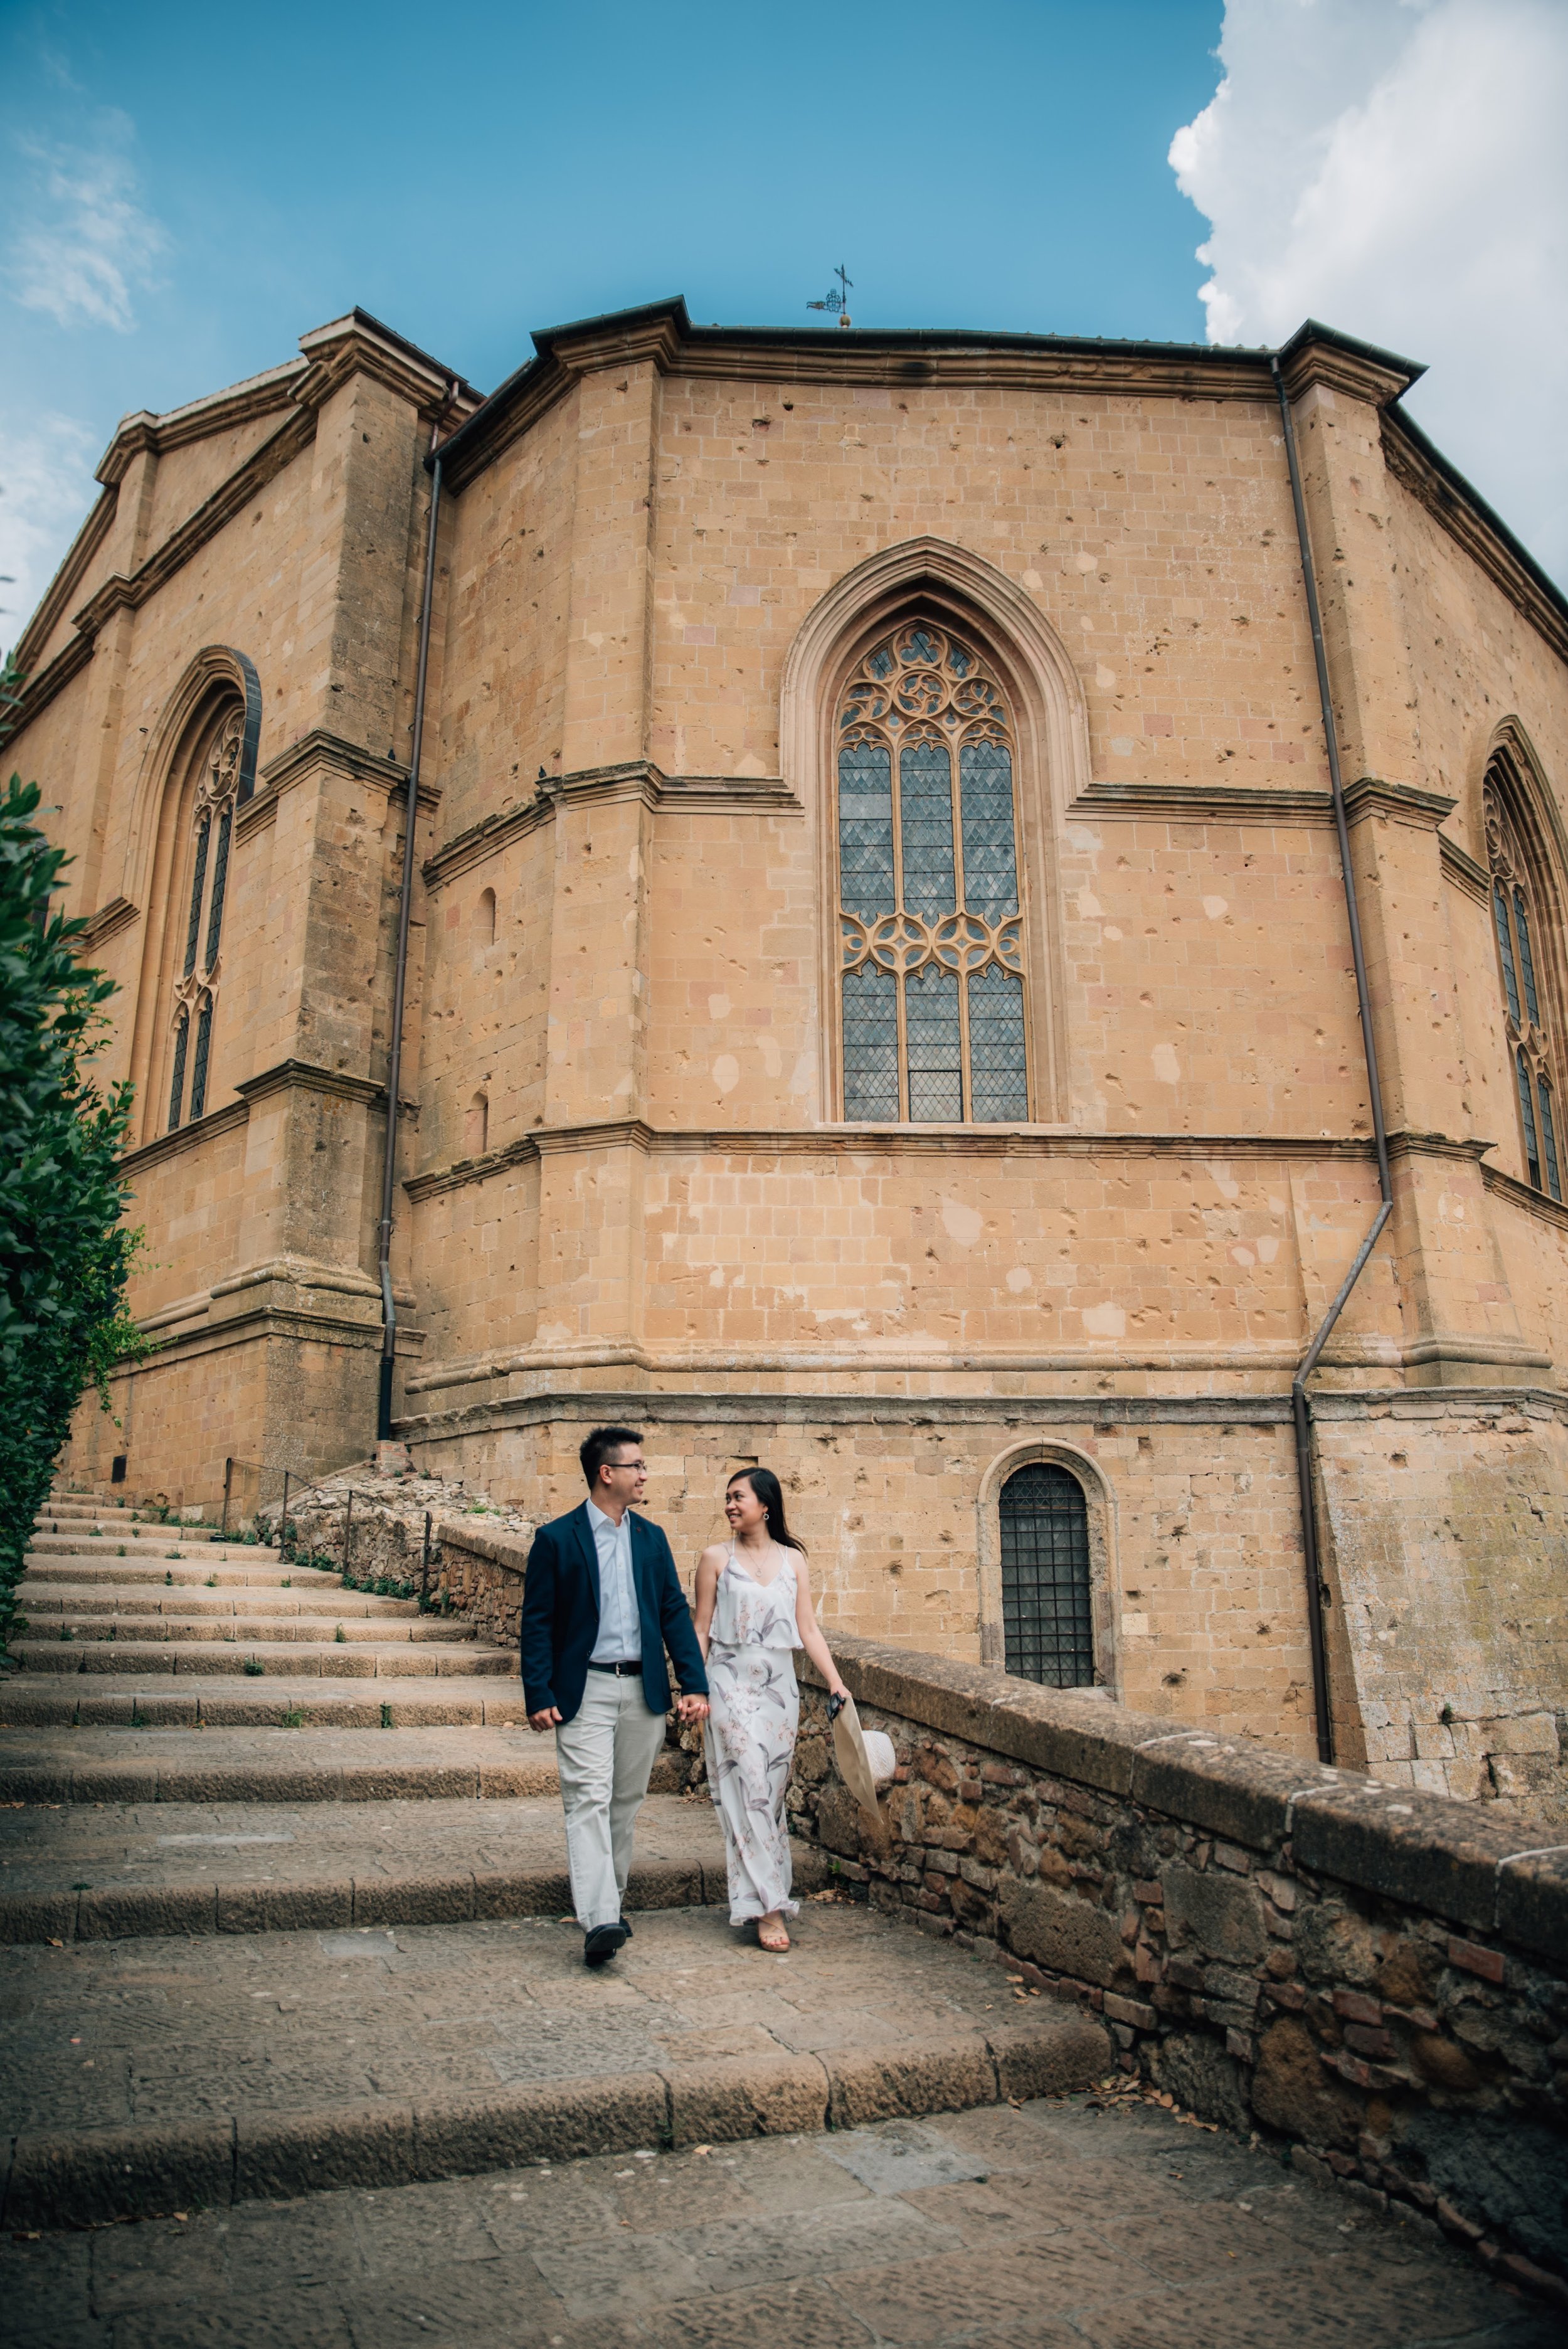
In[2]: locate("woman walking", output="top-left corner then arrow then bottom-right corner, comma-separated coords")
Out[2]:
693,1468 -> 849,1951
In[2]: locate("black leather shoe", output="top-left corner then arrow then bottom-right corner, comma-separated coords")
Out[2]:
584,1922 -> 627,1968
618,1914 -> 633,1939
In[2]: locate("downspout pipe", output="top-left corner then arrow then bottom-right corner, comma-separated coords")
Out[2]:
1271,353 -> 1394,1763
376,413 -> 448,1443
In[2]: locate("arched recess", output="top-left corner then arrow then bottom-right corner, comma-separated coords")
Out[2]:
124,648 -> 262,1143
975,1439 -> 1118,1689
780,539 -> 1088,1122
1481,721 -> 1568,1198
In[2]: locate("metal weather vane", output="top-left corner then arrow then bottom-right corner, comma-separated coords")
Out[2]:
807,264 -> 854,327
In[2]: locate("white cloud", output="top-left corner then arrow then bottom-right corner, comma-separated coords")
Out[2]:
6,114 -> 166,333
1170,0 -> 1568,583
0,411 -> 100,662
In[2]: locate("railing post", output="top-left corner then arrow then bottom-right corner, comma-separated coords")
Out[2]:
222,1458 -> 233,1539
420,1510 -> 432,1606
280,1470 -> 290,1557
344,1488 -> 354,1581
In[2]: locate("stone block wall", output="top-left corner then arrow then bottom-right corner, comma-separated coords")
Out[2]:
787,1631 -> 1568,2298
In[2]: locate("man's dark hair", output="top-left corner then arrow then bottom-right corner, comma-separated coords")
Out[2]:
580,1426 -> 644,1489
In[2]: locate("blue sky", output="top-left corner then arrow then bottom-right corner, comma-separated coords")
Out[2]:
3,0 -> 1565,644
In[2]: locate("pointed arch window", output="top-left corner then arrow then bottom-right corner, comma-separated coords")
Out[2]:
167,704 -> 242,1131
1486,770 -> 1563,1202
836,622 -> 1029,1122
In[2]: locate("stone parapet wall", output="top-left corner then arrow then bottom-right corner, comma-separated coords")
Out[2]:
787,1633 -> 1568,2297
285,1475 -> 534,1646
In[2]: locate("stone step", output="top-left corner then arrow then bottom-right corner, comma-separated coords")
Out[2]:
20,1609 -> 457,1645
16,1584 -> 418,1621
34,1512 -> 226,1542
8,1638 -> 518,1679
0,1722 -> 647,1800
0,1898 -> 1107,2227
0,1681 -> 531,1733
28,1534 -> 279,1562
24,1559 -> 342,1590
0,1790 -> 724,1942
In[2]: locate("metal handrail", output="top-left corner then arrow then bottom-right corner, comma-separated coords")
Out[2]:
220,1453 -> 373,1538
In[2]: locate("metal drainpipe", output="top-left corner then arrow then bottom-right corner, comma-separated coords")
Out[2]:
376,400 -> 452,1442
1271,354 -> 1395,1764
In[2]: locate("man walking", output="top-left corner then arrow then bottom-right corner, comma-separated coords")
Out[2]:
521,1428 -> 709,1967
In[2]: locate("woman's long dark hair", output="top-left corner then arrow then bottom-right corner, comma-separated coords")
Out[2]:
727,1466 -> 807,1554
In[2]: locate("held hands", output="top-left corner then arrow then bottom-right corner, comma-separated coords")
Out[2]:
677,1693 -> 710,1723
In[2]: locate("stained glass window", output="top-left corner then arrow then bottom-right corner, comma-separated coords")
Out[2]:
837,622 -> 1029,1121
999,1463 -> 1093,1687
167,706 -> 242,1132
1487,773 -> 1563,1201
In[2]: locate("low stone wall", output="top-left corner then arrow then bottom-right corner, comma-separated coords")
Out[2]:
286,1480 -> 536,1645
788,1634 -> 1568,2305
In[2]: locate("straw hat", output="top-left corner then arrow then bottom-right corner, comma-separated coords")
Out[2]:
830,1690 -> 896,1817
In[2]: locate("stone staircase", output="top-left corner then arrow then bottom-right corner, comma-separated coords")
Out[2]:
0,1479 -> 1108,2234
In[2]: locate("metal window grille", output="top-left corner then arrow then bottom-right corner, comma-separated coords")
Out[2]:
837,623 -> 1029,1122
1517,1049 -> 1541,1189
1538,1078 -> 1562,1202
183,820 -> 210,979
999,1463 -> 1093,1688
204,804 -> 233,972
189,995 -> 214,1121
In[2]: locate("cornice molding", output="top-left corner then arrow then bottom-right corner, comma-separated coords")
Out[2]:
1383,416 -> 1568,669
404,1117 -> 1384,1202
253,729 -> 438,815
97,363 -> 309,484
1384,1128 -> 1494,1167
235,1059 -> 388,1112
1069,782 -> 1335,827
1340,775 -> 1457,828
295,311 -> 480,424
1481,1159 -> 1568,1233
422,762 -> 800,889
1275,320 -> 1423,410
119,1098 -> 248,1178
1439,833 -> 1491,906
79,896 -> 140,954
9,490 -> 119,678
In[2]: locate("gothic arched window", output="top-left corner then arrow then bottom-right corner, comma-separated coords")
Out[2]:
167,703 -> 242,1131
1486,767 -> 1563,1202
999,1462 -> 1093,1687
836,622 -> 1029,1122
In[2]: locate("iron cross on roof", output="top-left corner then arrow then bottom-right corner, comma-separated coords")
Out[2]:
807,264 -> 854,327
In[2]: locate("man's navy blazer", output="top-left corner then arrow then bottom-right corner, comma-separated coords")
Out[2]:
518,1502 -> 708,1724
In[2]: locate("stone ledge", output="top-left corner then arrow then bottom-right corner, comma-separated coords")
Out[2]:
807,1635 -> 1568,1964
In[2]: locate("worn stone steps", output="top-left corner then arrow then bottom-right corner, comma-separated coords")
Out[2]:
34,1514 -> 227,1543
0,1722 -> 654,1802
17,1586 -> 419,1622
28,1534 -> 280,1562
0,1899 -> 1108,2227
8,1638 -> 518,1678
24,1558 -> 341,1589
25,1610 -> 465,1646
0,1791 -> 726,1943
0,1680 -> 529,1732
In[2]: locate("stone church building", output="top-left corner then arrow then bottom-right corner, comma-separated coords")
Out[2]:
11,297 -> 1567,1805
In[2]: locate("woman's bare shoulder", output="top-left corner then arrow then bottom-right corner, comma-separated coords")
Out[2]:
694,1542 -> 728,1572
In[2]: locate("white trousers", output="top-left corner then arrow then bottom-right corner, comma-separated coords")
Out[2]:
554,1672 -> 668,1931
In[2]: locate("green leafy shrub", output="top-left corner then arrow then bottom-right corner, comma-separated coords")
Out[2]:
0,705 -> 150,1651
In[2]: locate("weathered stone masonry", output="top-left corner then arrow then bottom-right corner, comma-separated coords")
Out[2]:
787,1633 -> 1568,2302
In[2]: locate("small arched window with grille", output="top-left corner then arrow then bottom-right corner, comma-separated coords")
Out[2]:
167,703 -> 243,1132
1486,769 -> 1563,1202
998,1463 -> 1093,1687
836,622 -> 1029,1122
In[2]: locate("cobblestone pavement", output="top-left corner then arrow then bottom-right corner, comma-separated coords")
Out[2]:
6,2091 -> 1555,2348
0,1896 -> 1047,2135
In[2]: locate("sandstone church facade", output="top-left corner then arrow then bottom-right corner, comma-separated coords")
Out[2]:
11,298 -> 1567,1806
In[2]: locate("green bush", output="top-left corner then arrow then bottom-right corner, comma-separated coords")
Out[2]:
0,676 -> 149,1650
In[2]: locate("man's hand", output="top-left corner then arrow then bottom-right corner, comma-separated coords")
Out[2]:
677,1694 -> 709,1724
527,1705 -> 562,1734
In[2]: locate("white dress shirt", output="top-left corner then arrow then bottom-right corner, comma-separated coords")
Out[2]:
586,1498 -> 640,1663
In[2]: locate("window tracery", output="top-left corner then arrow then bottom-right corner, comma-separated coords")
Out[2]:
836,622 -> 1029,1121
1486,771 -> 1562,1201
167,704 -> 242,1130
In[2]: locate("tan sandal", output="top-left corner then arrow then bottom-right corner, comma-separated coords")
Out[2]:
756,1916 -> 791,1952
